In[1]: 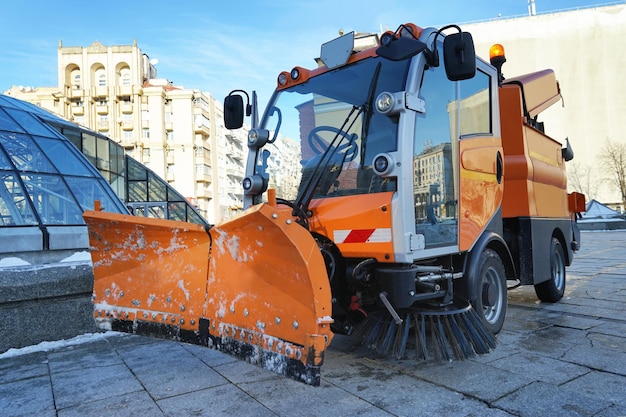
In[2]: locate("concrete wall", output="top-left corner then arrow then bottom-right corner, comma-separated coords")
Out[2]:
0,252 -> 96,353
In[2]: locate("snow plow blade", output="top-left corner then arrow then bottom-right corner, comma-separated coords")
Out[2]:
83,203 -> 334,385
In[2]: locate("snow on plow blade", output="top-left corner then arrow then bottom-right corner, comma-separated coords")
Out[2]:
83,203 -> 334,385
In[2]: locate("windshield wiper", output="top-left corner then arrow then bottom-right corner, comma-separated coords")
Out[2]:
291,63 -> 383,228
292,105 -> 363,225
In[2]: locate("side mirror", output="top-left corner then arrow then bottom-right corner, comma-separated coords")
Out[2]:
562,137 -> 574,161
443,32 -> 476,81
224,94 -> 244,129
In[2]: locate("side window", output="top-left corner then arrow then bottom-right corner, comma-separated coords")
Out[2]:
459,69 -> 491,136
413,59 -> 458,249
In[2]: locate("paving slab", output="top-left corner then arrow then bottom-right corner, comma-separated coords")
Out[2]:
0,375 -> 56,417
116,340 -> 229,400
58,391 -> 165,417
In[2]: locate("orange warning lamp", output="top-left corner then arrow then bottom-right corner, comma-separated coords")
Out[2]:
489,43 -> 506,83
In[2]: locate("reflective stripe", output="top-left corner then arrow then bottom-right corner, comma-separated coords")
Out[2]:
333,228 -> 391,244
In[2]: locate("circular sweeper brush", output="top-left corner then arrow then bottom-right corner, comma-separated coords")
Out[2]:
355,300 -> 497,361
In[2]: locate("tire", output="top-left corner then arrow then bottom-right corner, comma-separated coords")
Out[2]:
534,237 -> 566,302
471,249 -> 507,335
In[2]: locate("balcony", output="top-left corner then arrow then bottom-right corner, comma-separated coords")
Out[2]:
98,121 -> 109,131
67,86 -> 84,99
116,85 -> 133,97
96,105 -> 108,115
121,103 -> 133,113
92,86 -> 109,98
194,123 -> 210,135
195,187 -> 213,198
71,106 -> 84,116
121,120 -> 133,130
165,122 -> 173,131
225,132 -> 243,144
196,174 -> 212,183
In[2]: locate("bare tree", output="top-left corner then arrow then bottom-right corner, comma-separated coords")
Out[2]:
567,161 -> 598,202
598,139 -> 626,206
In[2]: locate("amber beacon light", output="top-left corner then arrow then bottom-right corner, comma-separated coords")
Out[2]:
489,43 -> 506,83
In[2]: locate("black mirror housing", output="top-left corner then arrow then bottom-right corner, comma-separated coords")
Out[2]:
443,32 -> 476,81
377,36 -> 428,62
224,94 -> 244,129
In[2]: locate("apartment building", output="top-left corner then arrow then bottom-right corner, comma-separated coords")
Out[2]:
6,40 -> 246,224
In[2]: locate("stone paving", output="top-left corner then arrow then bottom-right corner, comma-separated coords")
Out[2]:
1,230 -> 625,416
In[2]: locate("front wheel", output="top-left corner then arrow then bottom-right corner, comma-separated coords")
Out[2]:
471,249 -> 507,335
534,237 -> 566,302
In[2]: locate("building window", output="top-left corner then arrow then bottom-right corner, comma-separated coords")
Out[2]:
142,128 -> 150,139
71,71 -> 81,89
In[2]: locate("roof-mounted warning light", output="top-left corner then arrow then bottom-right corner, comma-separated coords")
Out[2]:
489,43 -> 506,84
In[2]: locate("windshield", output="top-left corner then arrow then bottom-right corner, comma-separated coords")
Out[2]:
254,56 -> 410,204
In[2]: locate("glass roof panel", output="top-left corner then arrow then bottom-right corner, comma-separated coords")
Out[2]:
4,107 -> 58,137
0,132 -> 57,173
20,173 -> 83,225
35,136 -> 93,176
0,107 -> 26,133
0,172 -> 39,226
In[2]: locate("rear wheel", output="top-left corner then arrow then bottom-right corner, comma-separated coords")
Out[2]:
471,249 -> 507,335
534,237 -> 566,302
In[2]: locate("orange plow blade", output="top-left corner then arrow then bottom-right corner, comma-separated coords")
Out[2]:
83,204 -> 334,385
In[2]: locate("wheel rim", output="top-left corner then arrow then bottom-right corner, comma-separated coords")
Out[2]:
482,266 -> 504,324
552,247 -> 565,291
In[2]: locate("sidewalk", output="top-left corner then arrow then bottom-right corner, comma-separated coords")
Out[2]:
1,230 -> 625,417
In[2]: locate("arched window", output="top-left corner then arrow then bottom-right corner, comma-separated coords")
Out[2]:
71,70 -> 81,89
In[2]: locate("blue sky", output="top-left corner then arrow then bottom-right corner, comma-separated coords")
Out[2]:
0,0 -> 617,105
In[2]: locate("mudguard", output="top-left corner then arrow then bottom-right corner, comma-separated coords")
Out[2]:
83,202 -> 333,385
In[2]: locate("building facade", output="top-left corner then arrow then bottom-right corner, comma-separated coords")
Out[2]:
6,40 -> 247,224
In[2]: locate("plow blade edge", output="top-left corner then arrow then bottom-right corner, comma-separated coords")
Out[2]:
83,204 -> 334,385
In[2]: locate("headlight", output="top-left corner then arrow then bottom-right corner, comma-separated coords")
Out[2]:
372,153 -> 395,177
248,128 -> 269,148
376,92 -> 394,114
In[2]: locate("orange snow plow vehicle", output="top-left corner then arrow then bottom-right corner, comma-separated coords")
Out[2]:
84,23 -> 585,385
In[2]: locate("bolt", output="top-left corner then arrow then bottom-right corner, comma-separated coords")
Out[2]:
180,318 -> 185,324
286,219 -> 292,225
244,308 -> 249,317
180,305 -> 186,312
230,306 -> 235,313
190,319 -> 196,325
119,291 -> 124,297
272,213 -> 278,219
105,289 -> 110,296
275,317 -> 281,325
152,313 -> 157,319
293,321 -> 299,329
166,296 -> 171,303
171,317 -> 176,323
143,313 -> 148,319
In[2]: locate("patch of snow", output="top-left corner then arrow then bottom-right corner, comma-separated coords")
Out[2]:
0,257 -> 31,267
0,331 -> 124,359
178,280 -> 190,301
60,251 -> 92,263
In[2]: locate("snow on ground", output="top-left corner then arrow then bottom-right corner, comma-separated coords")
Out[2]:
0,331 -> 124,360
0,250 -> 92,270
